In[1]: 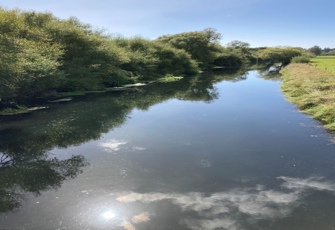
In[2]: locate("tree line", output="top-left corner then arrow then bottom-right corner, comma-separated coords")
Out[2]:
307,46 -> 335,56
0,7 -> 312,106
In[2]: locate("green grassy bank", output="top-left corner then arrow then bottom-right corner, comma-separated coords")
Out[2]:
310,56 -> 335,73
281,58 -> 335,132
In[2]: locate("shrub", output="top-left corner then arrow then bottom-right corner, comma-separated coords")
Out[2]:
213,54 -> 243,68
291,55 -> 310,63
257,47 -> 305,65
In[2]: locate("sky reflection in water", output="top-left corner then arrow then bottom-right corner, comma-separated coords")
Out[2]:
114,176 -> 335,230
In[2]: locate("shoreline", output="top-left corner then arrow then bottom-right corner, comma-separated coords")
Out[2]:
280,61 -> 335,132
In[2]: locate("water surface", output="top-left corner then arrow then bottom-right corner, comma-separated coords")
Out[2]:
1,70 -> 335,230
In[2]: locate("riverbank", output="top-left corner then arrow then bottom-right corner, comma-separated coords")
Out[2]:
280,61 -> 335,132
0,75 -> 185,115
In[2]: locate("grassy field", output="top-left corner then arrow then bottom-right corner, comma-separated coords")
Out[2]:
280,63 -> 335,132
310,56 -> 335,74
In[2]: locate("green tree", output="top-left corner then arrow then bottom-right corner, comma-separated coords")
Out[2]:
156,28 -> 222,68
308,45 -> 322,56
0,8 -> 64,101
226,40 -> 250,51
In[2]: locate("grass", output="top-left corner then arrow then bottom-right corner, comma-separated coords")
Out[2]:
280,63 -> 335,132
157,74 -> 184,83
0,105 -> 48,115
310,56 -> 335,74
0,105 -> 28,115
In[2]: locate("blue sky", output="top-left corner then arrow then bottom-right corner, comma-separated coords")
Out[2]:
1,0 -> 334,48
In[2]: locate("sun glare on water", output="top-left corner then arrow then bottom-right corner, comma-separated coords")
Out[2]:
102,211 -> 116,220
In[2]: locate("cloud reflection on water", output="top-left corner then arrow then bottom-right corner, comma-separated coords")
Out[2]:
122,221 -> 136,230
99,139 -> 146,153
280,176 -> 335,191
132,212 -> 150,224
116,176 -> 335,230
99,139 -> 127,152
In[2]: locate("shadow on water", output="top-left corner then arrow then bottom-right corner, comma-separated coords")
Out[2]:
0,69 -> 247,214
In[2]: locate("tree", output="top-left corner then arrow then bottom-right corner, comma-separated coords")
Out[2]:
226,40 -> 250,50
156,28 -> 223,68
0,8 -> 64,101
324,47 -> 331,53
308,46 -> 322,56
225,40 -> 253,64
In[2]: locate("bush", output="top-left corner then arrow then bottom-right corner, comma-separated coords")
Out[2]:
213,54 -> 243,68
257,47 -> 306,65
156,28 -> 222,68
291,55 -> 310,63
113,36 -> 199,79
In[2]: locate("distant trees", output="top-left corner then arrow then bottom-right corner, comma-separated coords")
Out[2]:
308,46 -> 322,56
156,29 -> 253,69
324,47 -> 331,53
320,47 -> 335,56
324,50 -> 335,56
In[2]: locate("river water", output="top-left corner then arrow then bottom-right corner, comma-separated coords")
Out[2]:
1,70 -> 335,230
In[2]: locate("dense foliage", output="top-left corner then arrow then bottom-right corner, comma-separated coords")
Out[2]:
156,30 -> 255,69
0,7 -> 309,106
256,47 -> 313,65
0,8 -> 200,103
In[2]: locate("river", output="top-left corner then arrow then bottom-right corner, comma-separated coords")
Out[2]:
0,69 -> 335,230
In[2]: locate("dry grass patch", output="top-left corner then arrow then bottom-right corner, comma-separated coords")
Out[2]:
280,63 -> 335,131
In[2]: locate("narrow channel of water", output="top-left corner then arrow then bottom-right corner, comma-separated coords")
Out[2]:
0,70 -> 334,230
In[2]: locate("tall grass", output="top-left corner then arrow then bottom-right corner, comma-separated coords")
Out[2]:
281,63 -> 335,131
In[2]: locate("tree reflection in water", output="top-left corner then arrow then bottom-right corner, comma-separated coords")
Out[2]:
0,152 -> 88,214
0,69 -> 248,214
